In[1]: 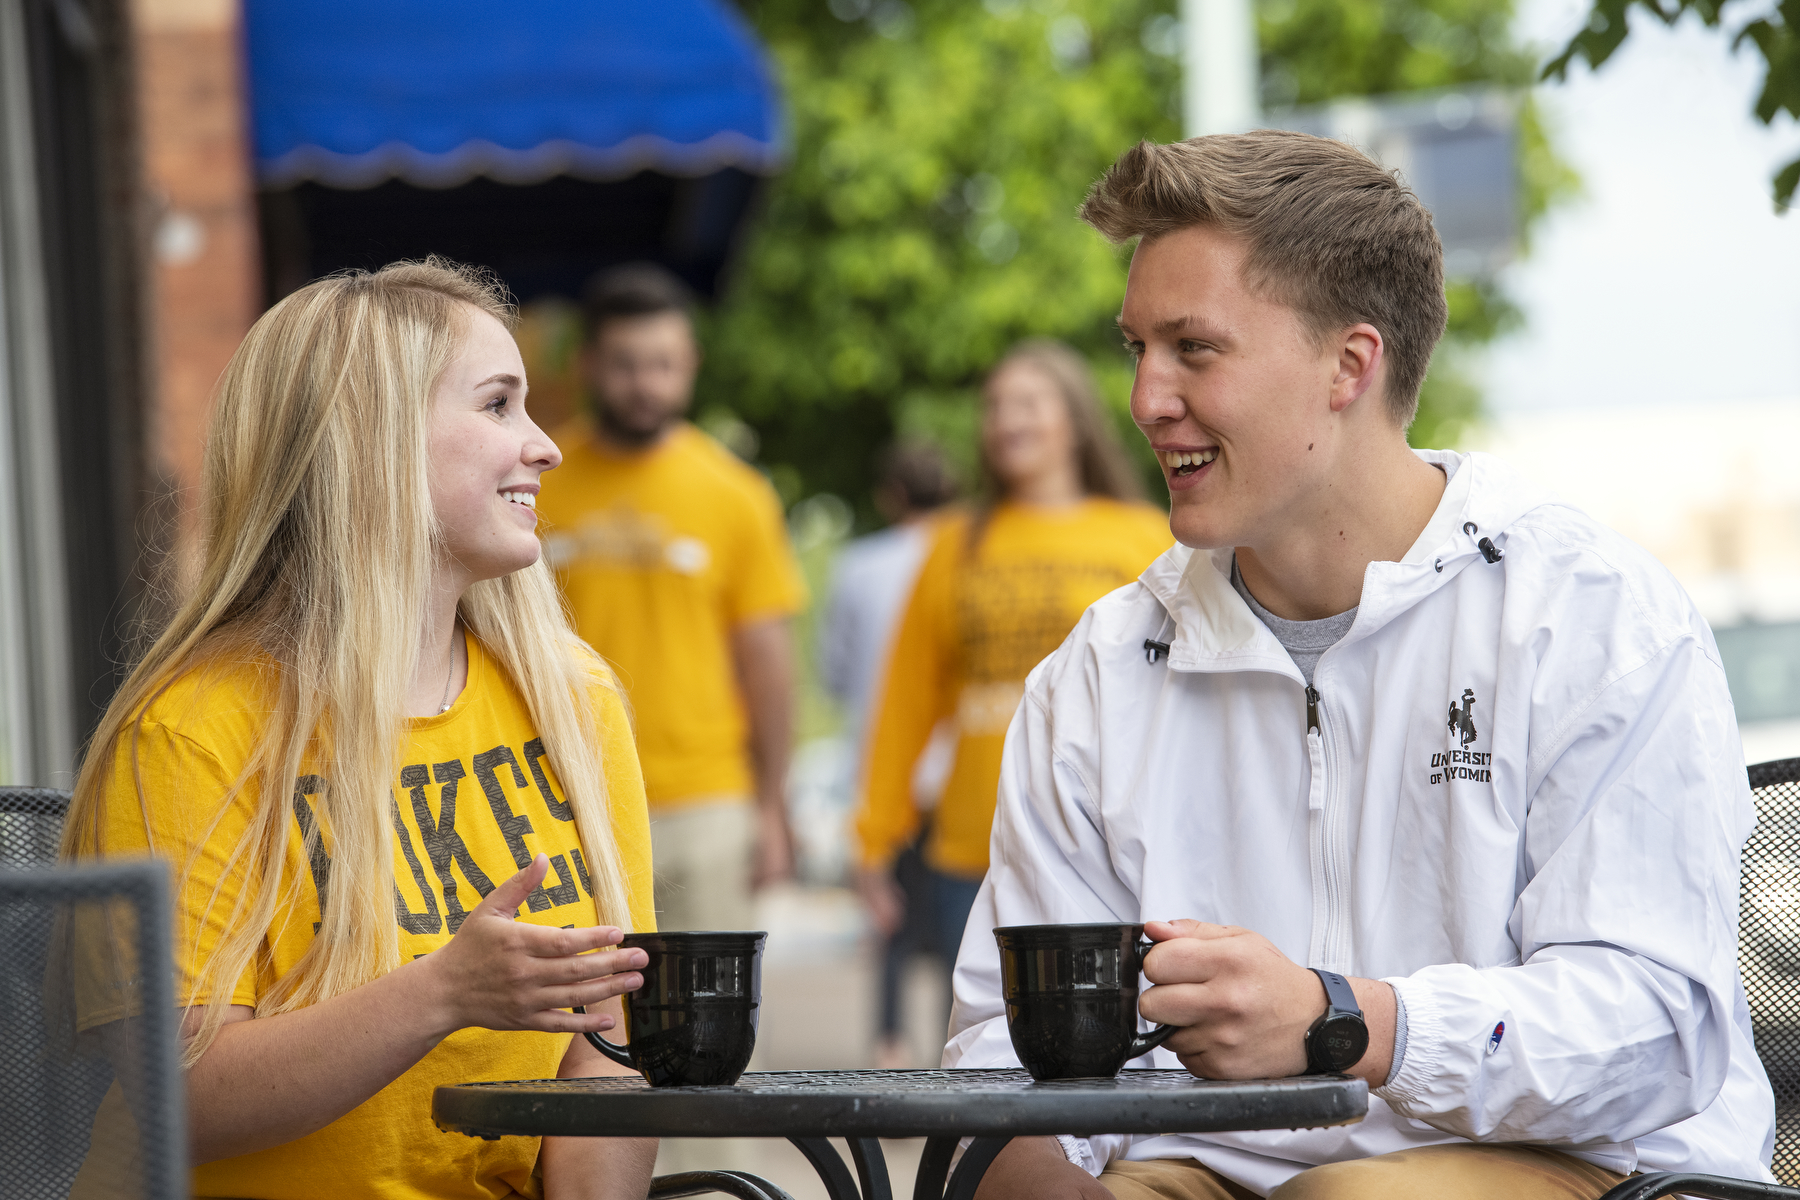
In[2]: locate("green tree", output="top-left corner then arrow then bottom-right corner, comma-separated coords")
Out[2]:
1544,0 -> 1799,206
708,0 -> 1573,518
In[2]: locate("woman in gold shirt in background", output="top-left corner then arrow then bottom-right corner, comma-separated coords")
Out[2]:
855,340 -> 1171,981
63,260 -> 657,1200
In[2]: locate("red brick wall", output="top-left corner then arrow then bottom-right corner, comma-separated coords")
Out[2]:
133,0 -> 260,582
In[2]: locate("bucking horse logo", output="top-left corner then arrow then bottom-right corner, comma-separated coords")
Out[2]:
1448,688 -> 1479,748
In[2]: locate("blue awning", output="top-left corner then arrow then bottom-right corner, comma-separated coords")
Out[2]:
245,0 -> 785,189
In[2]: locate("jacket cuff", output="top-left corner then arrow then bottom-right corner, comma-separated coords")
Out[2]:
1056,1135 -> 1107,1176
1374,974 -> 1444,1112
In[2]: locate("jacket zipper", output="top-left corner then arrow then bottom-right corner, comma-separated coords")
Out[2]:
1304,685 -> 1348,972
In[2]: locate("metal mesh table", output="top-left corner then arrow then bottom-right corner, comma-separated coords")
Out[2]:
434,1068 -> 1367,1200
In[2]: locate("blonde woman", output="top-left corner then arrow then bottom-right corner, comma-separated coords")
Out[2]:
855,340 -> 1171,977
63,260 -> 657,1199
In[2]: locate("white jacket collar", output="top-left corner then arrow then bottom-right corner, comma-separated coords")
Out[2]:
1139,450 -> 1558,674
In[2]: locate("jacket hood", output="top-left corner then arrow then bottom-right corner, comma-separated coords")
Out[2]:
1139,450 -> 1560,674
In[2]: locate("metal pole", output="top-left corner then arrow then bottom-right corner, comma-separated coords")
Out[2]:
0,0 -> 77,786
1181,0 -> 1261,137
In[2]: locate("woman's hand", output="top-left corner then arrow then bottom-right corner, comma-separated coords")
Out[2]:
856,865 -> 906,938
417,853 -> 647,1040
183,853 -> 646,1164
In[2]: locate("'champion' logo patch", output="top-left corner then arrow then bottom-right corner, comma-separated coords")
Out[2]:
1487,1021 -> 1505,1055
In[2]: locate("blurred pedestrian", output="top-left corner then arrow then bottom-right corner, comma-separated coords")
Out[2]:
539,263 -> 807,932
819,440 -> 959,1068
855,340 -> 1171,990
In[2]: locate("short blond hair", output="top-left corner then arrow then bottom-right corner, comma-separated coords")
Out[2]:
1080,131 -> 1448,425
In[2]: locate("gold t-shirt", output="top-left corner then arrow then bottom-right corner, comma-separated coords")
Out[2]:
82,633 -> 655,1200
858,500 -> 1172,876
539,421 -> 808,809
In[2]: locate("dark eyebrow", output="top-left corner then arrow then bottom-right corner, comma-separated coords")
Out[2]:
1153,314 -> 1227,338
473,373 -> 522,390
1114,313 -> 1227,341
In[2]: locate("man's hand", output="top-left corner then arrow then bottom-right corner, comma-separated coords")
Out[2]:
731,616 -> 797,890
1138,919 -> 1395,1084
973,1137 -> 1111,1200
752,801 -> 796,888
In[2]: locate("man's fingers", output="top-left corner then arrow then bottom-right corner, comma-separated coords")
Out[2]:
476,853 -> 551,919
1144,918 -> 1240,942
1139,980 -> 1215,1026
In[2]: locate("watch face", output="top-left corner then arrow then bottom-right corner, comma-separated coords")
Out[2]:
1315,1014 -> 1369,1071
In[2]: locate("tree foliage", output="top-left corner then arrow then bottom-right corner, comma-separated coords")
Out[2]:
1544,0 -> 1800,207
704,0 -> 1572,519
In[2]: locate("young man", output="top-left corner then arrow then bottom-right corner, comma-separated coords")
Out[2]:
538,263 -> 805,931
949,132 -> 1774,1199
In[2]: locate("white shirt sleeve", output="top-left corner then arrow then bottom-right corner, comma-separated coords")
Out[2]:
1376,634 -> 1754,1146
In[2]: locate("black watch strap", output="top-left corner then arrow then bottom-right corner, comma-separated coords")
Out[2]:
1311,968 -> 1361,1018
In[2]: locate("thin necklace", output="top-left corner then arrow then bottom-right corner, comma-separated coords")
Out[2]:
437,635 -> 457,714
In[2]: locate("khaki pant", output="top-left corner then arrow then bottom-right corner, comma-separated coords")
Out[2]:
649,797 -> 756,931
1098,1145 -> 1628,1200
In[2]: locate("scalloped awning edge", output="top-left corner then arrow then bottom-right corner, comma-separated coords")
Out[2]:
258,130 -> 788,191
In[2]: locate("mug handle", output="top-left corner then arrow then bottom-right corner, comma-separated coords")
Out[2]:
1130,936 -> 1180,1061
571,1005 -> 636,1071
1127,1020 -> 1179,1060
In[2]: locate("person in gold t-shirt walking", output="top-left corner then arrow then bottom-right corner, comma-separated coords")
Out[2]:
539,264 -> 807,933
856,339 -> 1171,971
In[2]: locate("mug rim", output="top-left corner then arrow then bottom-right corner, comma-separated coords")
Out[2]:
994,922 -> 1145,941
621,930 -> 768,949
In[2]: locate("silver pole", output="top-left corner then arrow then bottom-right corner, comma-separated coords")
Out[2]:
0,0 -> 77,786
1181,0 -> 1261,137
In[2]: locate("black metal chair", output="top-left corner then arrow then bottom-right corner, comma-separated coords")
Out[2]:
0,855 -> 188,1199
649,1172 -> 797,1200
0,786 -> 72,869
1597,757 -> 1800,1199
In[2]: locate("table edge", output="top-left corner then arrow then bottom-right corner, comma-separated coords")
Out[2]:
431,1074 -> 1369,1141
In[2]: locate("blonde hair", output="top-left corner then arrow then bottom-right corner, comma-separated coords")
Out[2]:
1079,132 -> 1448,424
61,258 -> 633,1066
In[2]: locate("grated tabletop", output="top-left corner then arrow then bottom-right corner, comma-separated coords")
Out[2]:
433,1068 -> 1367,1141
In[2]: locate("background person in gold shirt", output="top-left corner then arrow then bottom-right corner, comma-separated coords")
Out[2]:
63,260 -> 658,1200
539,264 -> 807,932
856,340 -> 1171,977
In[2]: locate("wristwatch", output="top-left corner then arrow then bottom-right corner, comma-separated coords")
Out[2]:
1303,968 -> 1369,1074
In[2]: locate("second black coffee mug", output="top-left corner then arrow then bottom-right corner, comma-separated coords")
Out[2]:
584,930 -> 765,1087
996,922 -> 1177,1081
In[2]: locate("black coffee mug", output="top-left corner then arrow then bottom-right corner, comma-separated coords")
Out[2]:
996,922 -> 1178,1081
582,930 -> 765,1087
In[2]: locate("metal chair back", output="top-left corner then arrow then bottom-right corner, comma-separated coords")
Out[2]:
0,787 -> 71,868
0,857 -> 187,1199
1741,757 -> 1800,1184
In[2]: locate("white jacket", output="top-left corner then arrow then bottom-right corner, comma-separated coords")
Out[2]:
943,450 -> 1775,1193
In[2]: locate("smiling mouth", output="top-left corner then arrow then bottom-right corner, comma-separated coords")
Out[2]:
1155,449 -> 1217,477
503,491 -> 537,509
